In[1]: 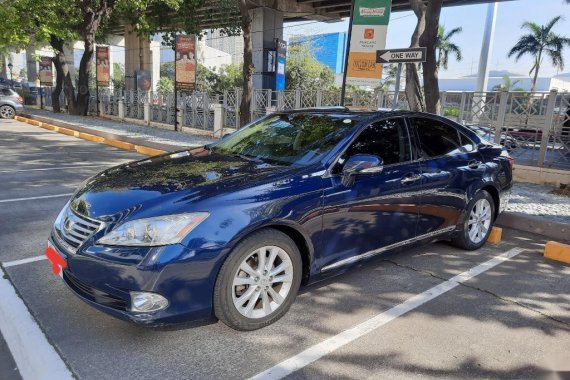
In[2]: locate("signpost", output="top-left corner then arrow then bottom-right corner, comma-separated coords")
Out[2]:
376,47 -> 426,109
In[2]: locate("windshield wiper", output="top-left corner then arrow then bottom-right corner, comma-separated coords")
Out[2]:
232,153 -> 262,162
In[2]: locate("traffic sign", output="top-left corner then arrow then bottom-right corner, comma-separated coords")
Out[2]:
376,47 -> 426,64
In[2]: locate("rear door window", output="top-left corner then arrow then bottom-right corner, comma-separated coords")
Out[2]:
410,117 -> 467,158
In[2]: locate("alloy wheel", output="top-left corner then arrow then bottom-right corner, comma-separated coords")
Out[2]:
468,198 -> 492,244
0,105 -> 15,119
231,245 -> 293,319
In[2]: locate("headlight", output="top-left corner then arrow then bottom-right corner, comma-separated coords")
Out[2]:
97,212 -> 209,246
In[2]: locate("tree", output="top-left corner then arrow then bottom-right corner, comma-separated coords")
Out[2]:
112,62 -> 125,90
404,0 -> 444,114
286,42 -> 336,91
238,0 -> 253,127
492,75 -> 523,91
157,77 -> 174,93
160,62 -> 175,80
508,16 -> 570,92
436,25 -> 462,70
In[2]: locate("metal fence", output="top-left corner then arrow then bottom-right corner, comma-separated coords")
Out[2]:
38,88 -> 570,171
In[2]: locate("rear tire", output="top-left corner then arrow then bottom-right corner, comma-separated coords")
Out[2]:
213,229 -> 302,331
0,105 -> 16,119
452,190 -> 495,250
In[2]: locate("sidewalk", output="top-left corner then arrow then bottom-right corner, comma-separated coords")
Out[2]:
23,109 -> 215,150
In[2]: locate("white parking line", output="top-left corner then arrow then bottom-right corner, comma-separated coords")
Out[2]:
0,193 -> 73,204
2,255 -> 47,268
0,267 -> 74,380
0,165 -> 102,173
251,247 -> 525,380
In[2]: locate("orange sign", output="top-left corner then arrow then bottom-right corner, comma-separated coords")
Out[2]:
364,28 -> 375,39
346,51 -> 383,81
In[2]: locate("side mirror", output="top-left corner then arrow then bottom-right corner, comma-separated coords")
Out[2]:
341,154 -> 384,187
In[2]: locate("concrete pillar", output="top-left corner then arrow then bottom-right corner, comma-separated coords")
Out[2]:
26,47 -> 38,84
250,7 -> 283,90
124,25 -> 159,91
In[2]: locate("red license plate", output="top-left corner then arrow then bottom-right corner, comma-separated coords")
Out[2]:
45,243 -> 67,278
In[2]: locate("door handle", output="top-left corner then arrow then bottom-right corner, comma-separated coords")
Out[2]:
468,160 -> 483,169
401,174 -> 422,184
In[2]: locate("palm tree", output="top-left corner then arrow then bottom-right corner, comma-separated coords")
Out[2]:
492,76 -> 522,91
436,25 -> 463,70
508,16 -> 570,92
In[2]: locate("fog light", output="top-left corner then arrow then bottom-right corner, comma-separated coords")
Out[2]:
130,291 -> 169,313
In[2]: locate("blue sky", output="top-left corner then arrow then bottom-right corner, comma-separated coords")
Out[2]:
284,0 -> 570,79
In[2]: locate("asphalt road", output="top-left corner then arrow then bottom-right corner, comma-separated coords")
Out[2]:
1,118 -> 570,380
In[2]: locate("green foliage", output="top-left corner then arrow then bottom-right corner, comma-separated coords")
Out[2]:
285,41 -> 336,91
160,62 -> 175,80
217,63 -> 243,90
492,76 -> 522,91
157,77 -> 174,93
508,16 -> 570,91
444,107 -> 460,117
436,25 -> 463,70
112,63 -> 125,90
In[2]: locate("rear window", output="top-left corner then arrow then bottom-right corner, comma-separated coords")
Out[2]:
1,88 -> 16,96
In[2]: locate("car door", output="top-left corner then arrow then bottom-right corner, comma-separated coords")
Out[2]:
408,116 -> 485,236
319,117 -> 423,271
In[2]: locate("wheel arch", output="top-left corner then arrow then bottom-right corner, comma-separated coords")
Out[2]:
480,184 -> 500,221
224,221 -> 314,285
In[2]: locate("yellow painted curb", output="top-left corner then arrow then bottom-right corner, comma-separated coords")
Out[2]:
78,132 -> 105,143
58,127 -> 77,137
18,115 -> 168,157
40,123 -> 58,131
487,226 -> 502,244
104,139 -> 135,151
135,146 -> 167,156
544,241 -> 570,265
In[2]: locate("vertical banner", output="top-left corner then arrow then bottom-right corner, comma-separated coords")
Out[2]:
38,57 -> 53,86
96,46 -> 110,87
136,71 -> 152,91
346,0 -> 392,86
175,35 -> 197,91
275,39 -> 287,91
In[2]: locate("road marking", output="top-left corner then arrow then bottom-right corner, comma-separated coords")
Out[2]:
0,267 -> 74,380
0,193 -> 73,204
2,255 -> 47,268
251,247 -> 525,380
0,165 -> 102,173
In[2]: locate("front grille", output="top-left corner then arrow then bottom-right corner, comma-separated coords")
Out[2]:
63,270 -> 128,311
59,208 -> 103,250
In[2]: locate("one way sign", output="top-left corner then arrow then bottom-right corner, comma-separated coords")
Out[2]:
376,47 -> 427,64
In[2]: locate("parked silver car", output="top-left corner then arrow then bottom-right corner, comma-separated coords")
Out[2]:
0,87 -> 24,119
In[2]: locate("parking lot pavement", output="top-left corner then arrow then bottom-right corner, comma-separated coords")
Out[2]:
2,117 -> 570,380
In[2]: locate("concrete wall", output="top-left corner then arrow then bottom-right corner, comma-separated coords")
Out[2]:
197,40 -> 232,72
514,164 -> 570,187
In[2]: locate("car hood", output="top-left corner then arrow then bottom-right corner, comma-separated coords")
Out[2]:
70,147 -> 293,221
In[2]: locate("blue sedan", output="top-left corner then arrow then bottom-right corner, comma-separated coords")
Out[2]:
47,108 -> 513,330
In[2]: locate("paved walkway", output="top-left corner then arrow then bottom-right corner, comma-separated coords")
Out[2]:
23,108 -> 215,148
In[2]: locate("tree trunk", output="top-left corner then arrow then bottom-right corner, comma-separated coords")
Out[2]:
405,0 -> 426,112
420,0 -> 443,114
50,36 -> 68,113
73,32 -> 95,116
530,50 -> 542,93
50,37 -> 78,114
238,0 -> 253,127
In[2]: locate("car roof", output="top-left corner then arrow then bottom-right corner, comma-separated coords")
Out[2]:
279,107 -> 416,121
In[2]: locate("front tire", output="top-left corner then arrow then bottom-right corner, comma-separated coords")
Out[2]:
452,190 -> 495,250
213,229 -> 302,331
0,105 -> 16,119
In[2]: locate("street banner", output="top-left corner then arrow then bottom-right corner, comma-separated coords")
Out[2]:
275,39 -> 287,91
346,0 -> 392,86
38,56 -> 53,86
136,70 -> 152,91
175,35 -> 197,91
96,46 -> 110,87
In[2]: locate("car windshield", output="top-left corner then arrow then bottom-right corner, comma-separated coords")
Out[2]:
211,113 -> 358,166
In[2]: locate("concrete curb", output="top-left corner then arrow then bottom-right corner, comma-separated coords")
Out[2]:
496,212 -> 569,242
19,113 -> 191,154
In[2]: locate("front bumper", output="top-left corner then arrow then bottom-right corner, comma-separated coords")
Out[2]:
49,234 -> 226,325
